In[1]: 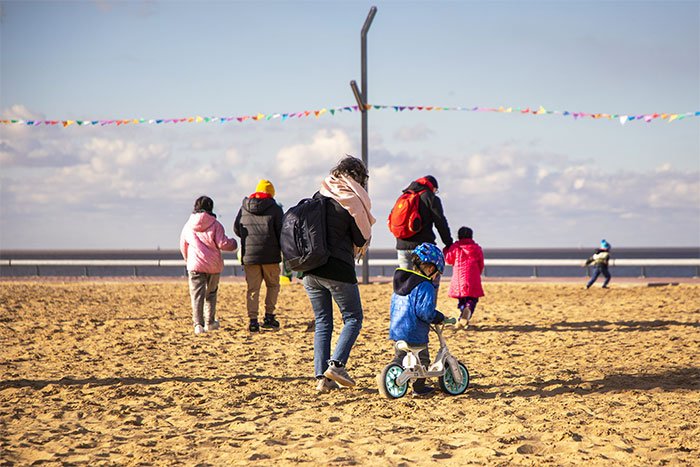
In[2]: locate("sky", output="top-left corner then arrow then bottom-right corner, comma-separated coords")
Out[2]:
1,0 -> 699,250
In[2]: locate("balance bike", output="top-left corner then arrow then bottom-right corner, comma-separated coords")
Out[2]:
377,318 -> 469,398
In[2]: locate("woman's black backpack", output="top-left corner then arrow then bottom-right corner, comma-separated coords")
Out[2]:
280,197 -> 330,272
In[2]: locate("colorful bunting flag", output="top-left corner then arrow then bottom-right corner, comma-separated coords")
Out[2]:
2,104 -> 697,128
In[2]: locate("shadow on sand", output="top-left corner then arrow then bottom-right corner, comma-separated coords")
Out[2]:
471,319 -> 699,333
0,373 -> 310,390
467,367 -> 700,400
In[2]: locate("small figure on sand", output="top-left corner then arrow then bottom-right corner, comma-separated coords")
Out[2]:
585,239 -> 612,289
180,196 -> 237,335
444,226 -> 485,329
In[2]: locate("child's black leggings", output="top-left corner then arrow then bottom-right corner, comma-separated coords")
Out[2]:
393,346 -> 431,389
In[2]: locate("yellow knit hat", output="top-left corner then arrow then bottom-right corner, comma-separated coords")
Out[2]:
255,179 -> 275,197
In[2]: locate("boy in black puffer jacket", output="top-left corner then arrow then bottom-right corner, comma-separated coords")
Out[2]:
234,179 -> 284,332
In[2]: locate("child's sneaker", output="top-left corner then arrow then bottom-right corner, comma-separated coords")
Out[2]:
262,314 -> 280,329
323,361 -> 356,387
456,307 -> 473,330
204,320 -> 220,332
315,377 -> 339,393
193,324 -> 205,335
249,320 -> 260,332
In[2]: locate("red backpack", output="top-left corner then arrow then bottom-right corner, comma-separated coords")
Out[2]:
387,189 -> 425,239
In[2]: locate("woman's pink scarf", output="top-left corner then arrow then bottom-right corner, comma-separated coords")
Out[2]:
320,174 -> 376,258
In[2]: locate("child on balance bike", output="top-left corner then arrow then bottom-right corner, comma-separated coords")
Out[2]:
379,243 -> 469,398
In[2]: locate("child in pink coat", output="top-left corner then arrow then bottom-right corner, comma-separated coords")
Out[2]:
443,226 -> 484,329
180,196 -> 237,335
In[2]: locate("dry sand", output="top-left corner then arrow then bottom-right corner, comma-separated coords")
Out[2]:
1,279 -> 699,465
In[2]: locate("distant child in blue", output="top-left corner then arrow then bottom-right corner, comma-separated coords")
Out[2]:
388,242 -> 446,396
585,239 -> 612,289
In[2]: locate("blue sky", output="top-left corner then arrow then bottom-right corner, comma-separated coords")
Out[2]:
1,0 -> 698,250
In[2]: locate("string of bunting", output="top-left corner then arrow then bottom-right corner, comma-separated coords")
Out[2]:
2,104 -> 698,128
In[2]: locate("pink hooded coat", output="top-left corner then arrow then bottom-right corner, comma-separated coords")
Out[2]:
444,239 -> 485,299
180,212 -> 237,274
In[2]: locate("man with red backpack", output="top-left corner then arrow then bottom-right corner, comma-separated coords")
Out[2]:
388,175 -> 454,270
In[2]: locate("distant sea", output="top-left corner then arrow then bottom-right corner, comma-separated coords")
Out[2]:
1,248 -> 698,278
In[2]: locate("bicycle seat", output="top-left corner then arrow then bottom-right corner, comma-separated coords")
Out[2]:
395,340 -> 427,354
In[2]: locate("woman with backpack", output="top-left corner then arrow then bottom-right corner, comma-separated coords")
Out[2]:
302,156 -> 375,393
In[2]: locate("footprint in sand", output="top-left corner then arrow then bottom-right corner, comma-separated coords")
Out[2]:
517,443 -> 544,455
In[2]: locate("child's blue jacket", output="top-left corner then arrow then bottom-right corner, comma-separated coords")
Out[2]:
389,268 -> 445,345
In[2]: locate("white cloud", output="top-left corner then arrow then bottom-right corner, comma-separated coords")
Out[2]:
393,123 -> 434,142
225,147 -> 242,165
648,177 -> 700,208
2,104 -> 42,121
362,141 -> 699,247
275,129 -> 355,180
268,129 -> 358,208
1,112 -> 698,248
84,138 -> 168,171
169,164 -> 224,192
656,163 -> 672,173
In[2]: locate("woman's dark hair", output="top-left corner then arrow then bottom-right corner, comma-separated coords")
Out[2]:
331,155 -> 368,187
458,226 -> 473,239
193,195 -> 214,215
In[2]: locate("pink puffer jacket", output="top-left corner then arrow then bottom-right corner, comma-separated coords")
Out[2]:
180,212 -> 237,274
444,239 -> 484,299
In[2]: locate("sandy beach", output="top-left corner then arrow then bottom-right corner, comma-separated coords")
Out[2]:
1,279 -> 698,465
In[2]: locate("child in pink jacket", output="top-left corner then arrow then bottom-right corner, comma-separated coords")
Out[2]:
443,226 -> 484,329
180,196 -> 237,335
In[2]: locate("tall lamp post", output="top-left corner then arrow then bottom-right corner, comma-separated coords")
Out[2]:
350,6 -> 377,285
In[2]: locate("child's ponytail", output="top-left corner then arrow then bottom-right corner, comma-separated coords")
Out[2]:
193,196 -> 215,216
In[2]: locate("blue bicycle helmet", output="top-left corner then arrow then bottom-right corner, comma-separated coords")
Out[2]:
412,243 -> 445,274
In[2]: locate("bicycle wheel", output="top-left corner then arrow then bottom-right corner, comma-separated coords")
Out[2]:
377,363 -> 408,399
439,361 -> 469,395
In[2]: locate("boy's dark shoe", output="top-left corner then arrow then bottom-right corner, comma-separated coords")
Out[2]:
262,314 -> 280,329
249,320 -> 260,332
412,385 -> 436,397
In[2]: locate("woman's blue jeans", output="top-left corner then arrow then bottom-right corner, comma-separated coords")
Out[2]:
303,274 -> 363,378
